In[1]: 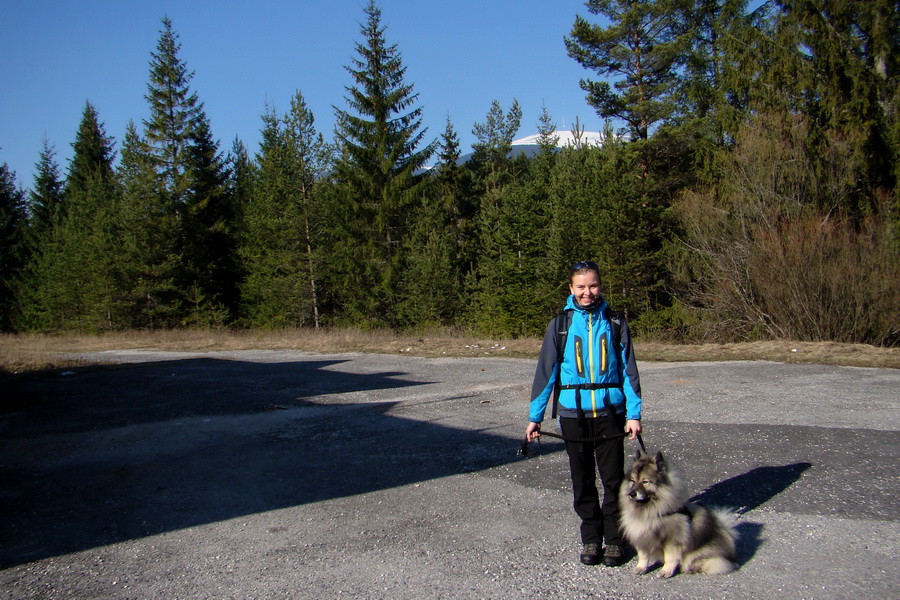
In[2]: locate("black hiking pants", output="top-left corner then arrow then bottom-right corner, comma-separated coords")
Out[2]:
560,415 -> 625,547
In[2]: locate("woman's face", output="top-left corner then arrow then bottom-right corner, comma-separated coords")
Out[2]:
569,270 -> 601,307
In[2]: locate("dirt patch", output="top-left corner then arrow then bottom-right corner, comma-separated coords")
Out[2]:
1,329 -> 896,375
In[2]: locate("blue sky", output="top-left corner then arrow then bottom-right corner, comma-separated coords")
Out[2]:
2,0 -> 609,189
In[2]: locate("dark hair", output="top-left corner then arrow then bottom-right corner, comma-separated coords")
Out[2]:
569,260 -> 600,283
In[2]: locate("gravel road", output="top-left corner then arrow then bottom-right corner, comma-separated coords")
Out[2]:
1,350 -> 898,599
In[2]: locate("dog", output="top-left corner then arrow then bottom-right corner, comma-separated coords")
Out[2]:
619,451 -> 738,578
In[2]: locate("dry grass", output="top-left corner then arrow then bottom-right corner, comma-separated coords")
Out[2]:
1,328 -> 897,375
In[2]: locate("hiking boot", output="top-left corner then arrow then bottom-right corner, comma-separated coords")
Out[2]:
579,542 -> 601,565
601,544 -> 625,567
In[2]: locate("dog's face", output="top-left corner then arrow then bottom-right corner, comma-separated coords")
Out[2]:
623,451 -> 668,504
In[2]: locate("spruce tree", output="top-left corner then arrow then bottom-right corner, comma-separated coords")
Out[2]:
773,0 -> 897,211
678,0 -> 754,143
66,102 -> 120,330
22,102 -> 120,331
116,121 -> 180,329
67,102 -> 117,198
330,0 -> 435,325
28,139 -> 65,241
529,106 -> 563,318
466,99 -> 536,335
179,114 -> 236,325
397,118 -> 468,327
17,141 -> 64,329
226,137 -> 254,240
0,164 -> 27,331
240,92 -> 329,328
143,17 -> 202,206
536,104 -> 560,153
434,116 -> 478,282
140,16 -> 237,324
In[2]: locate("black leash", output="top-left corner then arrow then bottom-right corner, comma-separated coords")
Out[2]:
518,431 -> 646,457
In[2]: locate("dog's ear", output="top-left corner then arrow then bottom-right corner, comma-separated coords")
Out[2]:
655,451 -> 666,471
634,448 -> 643,461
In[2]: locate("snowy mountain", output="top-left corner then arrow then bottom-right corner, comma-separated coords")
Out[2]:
511,129 -> 605,150
422,130 -> 606,172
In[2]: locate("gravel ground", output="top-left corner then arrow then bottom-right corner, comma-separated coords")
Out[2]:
1,351 -> 898,599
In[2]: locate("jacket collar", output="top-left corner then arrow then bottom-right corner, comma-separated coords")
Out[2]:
565,294 -> 608,316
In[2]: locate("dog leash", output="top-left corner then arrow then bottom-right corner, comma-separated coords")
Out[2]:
518,431 -> 646,457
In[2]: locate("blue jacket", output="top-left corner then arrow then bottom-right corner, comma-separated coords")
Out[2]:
529,295 -> 642,423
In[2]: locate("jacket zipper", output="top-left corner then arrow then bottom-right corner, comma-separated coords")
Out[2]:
588,313 -> 597,416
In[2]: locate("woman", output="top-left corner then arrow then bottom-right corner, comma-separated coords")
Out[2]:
525,261 -> 643,567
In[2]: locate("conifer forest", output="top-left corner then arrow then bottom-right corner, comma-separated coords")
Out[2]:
1,1 -> 897,345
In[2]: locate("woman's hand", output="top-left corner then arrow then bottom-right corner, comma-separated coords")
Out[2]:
525,422 -> 542,441
625,419 -> 642,440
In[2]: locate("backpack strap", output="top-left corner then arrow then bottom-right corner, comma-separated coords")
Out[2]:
551,309 -> 573,420
606,307 -> 621,351
601,307 -> 623,421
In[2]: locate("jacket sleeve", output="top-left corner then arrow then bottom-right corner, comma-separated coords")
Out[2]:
617,317 -> 643,421
529,317 -> 560,423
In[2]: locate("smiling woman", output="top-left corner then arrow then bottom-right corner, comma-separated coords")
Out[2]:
525,259 -> 644,567
568,261 -> 602,310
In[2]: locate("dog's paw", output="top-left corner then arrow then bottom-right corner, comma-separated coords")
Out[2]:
632,565 -> 649,576
657,566 -> 678,579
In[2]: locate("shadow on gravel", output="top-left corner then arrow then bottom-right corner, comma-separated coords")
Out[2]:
0,357 -> 422,436
734,521 -> 765,567
0,357 -> 520,568
690,462 -> 812,567
690,462 -> 813,514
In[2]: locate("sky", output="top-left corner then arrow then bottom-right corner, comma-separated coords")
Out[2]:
2,0 -> 610,189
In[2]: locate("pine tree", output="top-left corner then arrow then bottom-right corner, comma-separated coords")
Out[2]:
775,0 -> 897,210
647,0 -> 759,174
536,104 -> 560,153
466,99 -> 536,335
469,99 -> 523,195
240,93 -> 329,328
434,116 -> 478,283
27,139 -> 65,241
330,0 -> 435,325
143,17 -> 202,207
116,120 -> 180,329
397,118 -> 468,327
179,114 -> 236,325
22,102 -> 120,331
566,0 -> 692,141
0,164 -> 27,331
140,16 -> 237,325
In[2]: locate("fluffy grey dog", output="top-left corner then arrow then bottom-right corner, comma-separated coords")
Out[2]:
619,451 -> 738,578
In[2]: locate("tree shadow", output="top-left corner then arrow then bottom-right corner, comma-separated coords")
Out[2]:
0,357 -> 520,568
1,357 -> 423,436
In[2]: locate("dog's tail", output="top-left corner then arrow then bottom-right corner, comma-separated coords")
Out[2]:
709,507 -> 739,542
